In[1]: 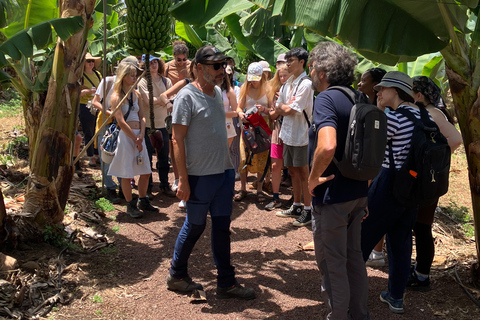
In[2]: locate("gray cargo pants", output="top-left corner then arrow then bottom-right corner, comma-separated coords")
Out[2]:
312,197 -> 370,320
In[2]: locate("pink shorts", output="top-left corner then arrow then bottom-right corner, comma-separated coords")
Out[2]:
271,143 -> 283,159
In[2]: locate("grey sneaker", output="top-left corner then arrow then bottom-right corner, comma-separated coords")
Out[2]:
216,281 -> 256,300
276,205 -> 302,218
137,197 -> 159,213
379,291 -> 404,314
126,199 -> 143,219
265,199 -> 282,211
292,209 -> 312,227
167,275 -> 203,293
366,251 -> 386,267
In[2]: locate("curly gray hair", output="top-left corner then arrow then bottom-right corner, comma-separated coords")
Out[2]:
309,42 -> 357,86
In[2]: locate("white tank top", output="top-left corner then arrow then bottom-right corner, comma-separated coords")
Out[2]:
120,92 -> 140,122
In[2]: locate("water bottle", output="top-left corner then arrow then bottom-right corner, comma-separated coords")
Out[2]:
244,130 -> 257,149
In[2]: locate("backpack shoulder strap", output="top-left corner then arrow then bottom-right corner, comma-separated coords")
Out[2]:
326,85 -> 356,104
292,75 -> 311,97
395,107 -> 420,125
94,70 -> 101,82
83,73 -> 96,88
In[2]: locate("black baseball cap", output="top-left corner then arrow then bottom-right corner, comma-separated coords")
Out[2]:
195,45 -> 229,64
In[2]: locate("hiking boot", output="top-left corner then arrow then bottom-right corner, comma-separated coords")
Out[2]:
406,267 -> 431,292
366,251 -> 386,267
167,275 -> 203,293
105,189 -> 121,204
379,291 -> 404,314
265,199 -> 282,211
126,199 -> 143,219
160,185 -> 177,197
276,205 -> 302,218
138,197 -> 159,213
216,281 -> 256,300
293,209 -> 312,227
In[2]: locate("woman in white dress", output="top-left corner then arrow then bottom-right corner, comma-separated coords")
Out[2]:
221,66 -> 238,147
108,62 -> 158,218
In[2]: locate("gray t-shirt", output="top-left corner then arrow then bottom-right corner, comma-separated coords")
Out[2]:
172,84 -> 233,176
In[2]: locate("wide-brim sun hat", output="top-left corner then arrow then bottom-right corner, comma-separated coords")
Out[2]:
85,52 -> 101,70
374,71 -> 413,98
247,62 -> 263,82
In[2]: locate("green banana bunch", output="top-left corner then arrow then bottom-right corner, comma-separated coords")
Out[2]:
125,0 -> 172,55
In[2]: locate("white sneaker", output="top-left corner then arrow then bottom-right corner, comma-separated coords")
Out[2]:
171,179 -> 179,192
366,251 -> 386,267
178,200 -> 186,209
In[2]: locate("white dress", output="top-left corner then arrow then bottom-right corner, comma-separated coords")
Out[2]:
107,93 -> 151,179
223,90 -> 237,139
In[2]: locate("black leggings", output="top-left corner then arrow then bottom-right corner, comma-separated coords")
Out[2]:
413,201 -> 437,275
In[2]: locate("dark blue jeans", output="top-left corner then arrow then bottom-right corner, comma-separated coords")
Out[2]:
169,169 -> 236,287
361,167 -> 418,300
145,128 -> 170,189
79,103 -> 97,157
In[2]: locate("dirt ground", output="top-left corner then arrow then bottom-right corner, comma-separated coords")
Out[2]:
1,115 -> 480,320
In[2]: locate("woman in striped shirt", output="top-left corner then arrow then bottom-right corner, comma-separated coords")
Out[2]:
360,71 -> 423,314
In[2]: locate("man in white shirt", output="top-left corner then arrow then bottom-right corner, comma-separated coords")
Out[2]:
274,47 -> 314,227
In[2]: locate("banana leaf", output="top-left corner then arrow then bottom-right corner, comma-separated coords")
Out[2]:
175,21 -> 203,49
0,16 -> 83,63
169,0 -> 254,26
1,0 -> 58,38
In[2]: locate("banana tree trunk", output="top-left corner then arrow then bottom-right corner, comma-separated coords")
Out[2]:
441,43 -> 480,278
18,0 -> 96,234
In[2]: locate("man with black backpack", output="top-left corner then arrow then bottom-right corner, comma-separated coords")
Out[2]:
308,42 -> 372,320
274,47 -> 314,227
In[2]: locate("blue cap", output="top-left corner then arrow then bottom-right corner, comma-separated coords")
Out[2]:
142,54 -> 160,62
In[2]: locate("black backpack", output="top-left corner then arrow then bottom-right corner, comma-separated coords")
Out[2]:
327,86 -> 388,181
389,107 -> 451,208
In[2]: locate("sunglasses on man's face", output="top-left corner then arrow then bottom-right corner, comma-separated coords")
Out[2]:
176,58 -> 187,62
86,60 -> 95,63
203,62 -> 227,70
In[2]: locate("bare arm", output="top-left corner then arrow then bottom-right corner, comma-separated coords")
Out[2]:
111,93 -> 139,144
428,107 -> 462,152
308,126 -> 337,195
92,94 -> 113,117
225,88 -> 238,118
236,95 -> 247,122
172,123 -> 190,201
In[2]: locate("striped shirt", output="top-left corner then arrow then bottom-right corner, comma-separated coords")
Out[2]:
383,105 -> 432,169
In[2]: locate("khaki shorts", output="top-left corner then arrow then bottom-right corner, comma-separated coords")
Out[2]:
283,144 -> 308,167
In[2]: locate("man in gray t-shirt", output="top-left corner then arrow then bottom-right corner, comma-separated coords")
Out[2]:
172,84 -> 233,176
167,46 -> 255,300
